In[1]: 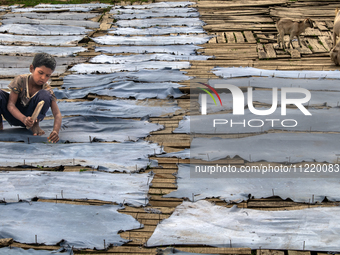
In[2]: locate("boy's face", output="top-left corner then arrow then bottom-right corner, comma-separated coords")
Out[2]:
29,65 -> 53,86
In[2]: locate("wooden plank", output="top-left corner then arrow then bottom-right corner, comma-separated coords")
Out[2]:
314,21 -> 328,31
150,195 -> 183,201
178,247 -> 251,254
150,116 -> 185,121
258,250 -> 285,255
124,213 -> 168,220
226,32 -> 236,43
150,183 -> 176,188
120,206 -> 175,214
89,14 -> 101,23
149,200 -> 183,207
325,21 -> 334,29
199,48 -> 257,54
255,65 -> 338,71
0,238 -> 13,247
288,251 -> 310,255
270,6 -> 338,15
256,35 -> 277,43
217,32 -> 226,43
11,242 -> 60,251
257,43 -> 268,59
268,34 -> 276,41
318,253 -> 340,255
125,226 -> 156,232
319,36 -> 331,51
37,199 -> 114,206
303,27 -> 322,36
199,10 -> 269,16
120,231 -> 153,239
292,40 -> 313,54
234,32 -> 245,43
248,199 -> 302,208
119,207 -> 158,214
321,31 -> 332,39
204,23 -> 277,32
198,52 -> 257,58
152,165 -> 177,170
103,246 -> 158,253
138,219 -> 163,226
264,44 -> 277,58
289,49 -> 301,59
152,178 -> 177,184
145,141 -> 189,147
211,56 -> 258,60
197,0 -> 287,8
154,174 -> 176,179
244,31 -> 257,43
200,43 -> 258,48
151,158 -> 190,163
306,38 -> 328,53
149,188 -> 178,195
76,252 -> 152,255
251,57 -> 330,65
204,17 -> 273,23
208,36 -> 217,43
146,134 -> 190,140
99,13 -> 113,31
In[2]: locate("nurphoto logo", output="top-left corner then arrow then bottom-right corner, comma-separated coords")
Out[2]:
199,82 -> 312,128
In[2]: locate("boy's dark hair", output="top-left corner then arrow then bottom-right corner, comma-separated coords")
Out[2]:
32,53 -> 57,71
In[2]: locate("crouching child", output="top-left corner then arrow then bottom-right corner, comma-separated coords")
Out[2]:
0,53 -> 62,143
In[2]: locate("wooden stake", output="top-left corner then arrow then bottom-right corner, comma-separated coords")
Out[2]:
26,100 -> 44,129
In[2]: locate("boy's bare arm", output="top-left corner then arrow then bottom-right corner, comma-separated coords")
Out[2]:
7,92 -> 34,127
48,100 -> 62,143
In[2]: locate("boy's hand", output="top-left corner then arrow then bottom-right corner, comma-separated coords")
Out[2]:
48,130 -> 59,143
24,116 -> 34,128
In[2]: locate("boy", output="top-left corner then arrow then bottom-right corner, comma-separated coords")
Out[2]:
0,53 -> 62,143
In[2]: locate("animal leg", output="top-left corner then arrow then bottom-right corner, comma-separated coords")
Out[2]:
277,33 -> 281,48
281,34 -> 286,49
288,34 -> 294,49
297,36 -> 302,47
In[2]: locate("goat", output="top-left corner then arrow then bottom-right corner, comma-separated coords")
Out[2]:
330,40 -> 340,65
276,18 -> 313,49
333,8 -> 340,46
